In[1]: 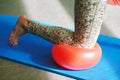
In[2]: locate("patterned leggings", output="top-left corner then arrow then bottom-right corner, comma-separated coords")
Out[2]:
27,0 -> 107,49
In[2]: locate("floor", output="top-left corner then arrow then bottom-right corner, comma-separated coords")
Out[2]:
0,0 -> 120,80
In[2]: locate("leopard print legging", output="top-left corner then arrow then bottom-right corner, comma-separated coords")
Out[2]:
27,0 -> 107,49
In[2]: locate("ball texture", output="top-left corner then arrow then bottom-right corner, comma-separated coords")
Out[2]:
52,43 -> 102,70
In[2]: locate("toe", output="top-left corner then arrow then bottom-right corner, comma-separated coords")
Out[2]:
9,36 -> 18,46
9,40 -> 18,46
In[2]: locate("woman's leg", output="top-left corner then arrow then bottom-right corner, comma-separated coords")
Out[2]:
27,20 -> 74,45
9,0 -> 107,49
9,16 -> 74,46
74,0 -> 107,48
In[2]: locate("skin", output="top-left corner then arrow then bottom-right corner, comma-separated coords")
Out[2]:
9,0 -> 107,49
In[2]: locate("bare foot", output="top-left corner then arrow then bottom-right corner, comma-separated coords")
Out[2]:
9,16 -> 29,46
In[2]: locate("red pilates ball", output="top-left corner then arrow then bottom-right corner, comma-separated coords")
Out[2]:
52,43 -> 102,70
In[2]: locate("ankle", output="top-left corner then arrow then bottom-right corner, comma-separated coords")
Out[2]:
19,16 -> 29,30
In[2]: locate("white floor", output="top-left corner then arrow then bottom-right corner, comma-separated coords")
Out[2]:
0,0 -> 120,80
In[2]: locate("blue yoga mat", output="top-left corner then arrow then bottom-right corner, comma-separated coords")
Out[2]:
0,15 -> 120,80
